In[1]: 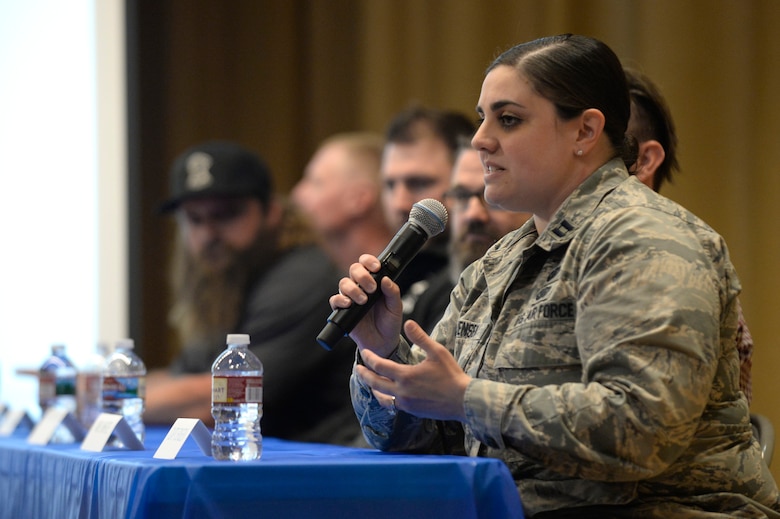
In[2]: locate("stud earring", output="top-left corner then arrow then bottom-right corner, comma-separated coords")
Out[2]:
576,150 -> 583,156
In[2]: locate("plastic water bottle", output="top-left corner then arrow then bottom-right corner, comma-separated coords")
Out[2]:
39,344 -> 78,442
76,342 -> 111,430
211,334 -> 263,461
102,338 -> 146,444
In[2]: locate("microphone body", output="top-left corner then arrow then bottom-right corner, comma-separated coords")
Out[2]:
317,199 -> 447,350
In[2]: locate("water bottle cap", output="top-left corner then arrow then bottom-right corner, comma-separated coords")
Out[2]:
51,343 -> 66,353
116,338 -> 135,350
226,334 -> 250,346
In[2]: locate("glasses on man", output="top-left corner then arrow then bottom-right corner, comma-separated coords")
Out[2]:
444,187 -> 490,211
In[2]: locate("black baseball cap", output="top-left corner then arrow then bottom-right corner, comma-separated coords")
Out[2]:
159,140 -> 273,213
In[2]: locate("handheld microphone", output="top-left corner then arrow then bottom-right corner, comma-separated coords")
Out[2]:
317,198 -> 448,350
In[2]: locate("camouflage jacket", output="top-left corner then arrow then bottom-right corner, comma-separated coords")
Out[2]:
351,159 -> 780,517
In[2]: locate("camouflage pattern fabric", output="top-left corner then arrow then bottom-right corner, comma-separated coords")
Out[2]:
351,158 -> 780,517
736,298 -> 754,404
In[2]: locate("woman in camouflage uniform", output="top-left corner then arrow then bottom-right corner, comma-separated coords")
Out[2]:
332,34 -> 780,517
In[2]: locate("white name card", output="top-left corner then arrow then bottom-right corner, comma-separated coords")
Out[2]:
80,412 -> 145,451
28,408 -> 86,445
0,409 -> 34,436
153,418 -> 212,459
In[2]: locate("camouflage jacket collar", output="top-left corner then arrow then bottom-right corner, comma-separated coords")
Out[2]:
481,158 -> 629,282
535,157 -> 629,251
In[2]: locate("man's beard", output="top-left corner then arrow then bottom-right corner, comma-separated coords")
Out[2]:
168,228 -> 279,352
447,220 -> 502,283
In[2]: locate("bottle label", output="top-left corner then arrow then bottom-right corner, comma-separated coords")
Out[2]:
77,372 -> 102,405
212,376 -> 263,404
102,375 -> 146,400
77,372 -> 102,400
39,373 -> 56,405
56,376 -> 77,396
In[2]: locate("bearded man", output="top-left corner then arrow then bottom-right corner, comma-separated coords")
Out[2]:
145,140 -> 360,445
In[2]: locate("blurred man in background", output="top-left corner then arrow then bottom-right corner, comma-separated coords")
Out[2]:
379,106 -> 475,315
145,140 -> 360,445
292,132 -> 393,273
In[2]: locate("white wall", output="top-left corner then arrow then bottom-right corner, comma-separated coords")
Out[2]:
0,0 -> 126,417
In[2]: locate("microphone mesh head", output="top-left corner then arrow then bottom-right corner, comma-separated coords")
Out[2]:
410,198 -> 448,237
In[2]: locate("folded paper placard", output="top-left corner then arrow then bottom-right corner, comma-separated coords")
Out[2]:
28,408 -> 86,445
0,409 -> 34,436
153,418 -> 212,459
81,412 -> 145,451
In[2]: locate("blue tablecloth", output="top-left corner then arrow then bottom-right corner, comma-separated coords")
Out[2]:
0,426 -> 523,518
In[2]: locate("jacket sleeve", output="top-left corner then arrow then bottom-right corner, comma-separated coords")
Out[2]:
349,338 -> 465,454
